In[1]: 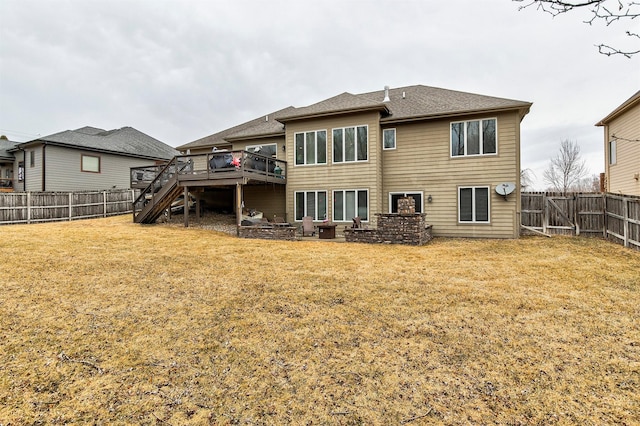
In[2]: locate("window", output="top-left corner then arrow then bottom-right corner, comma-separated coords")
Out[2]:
389,192 -> 423,213
29,151 -> 35,167
295,130 -> 327,165
246,143 -> 277,158
383,128 -> 396,150
18,162 -> 24,182
333,189 -> 368,222
609,140 -> 616,165
81,154 -> 101,173
333,125 -> 368,163
295,191 -> 327,221
451,118 -> 497,157
459,186 -> 490,223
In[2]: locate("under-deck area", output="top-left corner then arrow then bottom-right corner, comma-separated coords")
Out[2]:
131,150 -> 287,225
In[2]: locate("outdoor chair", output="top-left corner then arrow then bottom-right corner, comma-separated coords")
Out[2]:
302,216 -> 316,236
352,216 -> 363,229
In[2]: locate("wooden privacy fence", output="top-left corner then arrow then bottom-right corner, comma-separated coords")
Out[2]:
521,192 -> 640,250
0,189 -> 138,225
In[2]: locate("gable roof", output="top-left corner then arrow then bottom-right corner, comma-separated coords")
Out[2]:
0,138 -> 18,161
179,85 -> 532,150
595,90 -> 640,126
17,126 -> 178,160
177,106 -> 295,151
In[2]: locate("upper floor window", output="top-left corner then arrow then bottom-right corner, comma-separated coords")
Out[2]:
608,140 -> 616,165
459,186 -> 490,223
383,128 -> 396,150
295,130 -> 327,165
29,151 -> 35,167
333,125 -> 368,163
81,154 -> 101,173
451,118 -> 497,157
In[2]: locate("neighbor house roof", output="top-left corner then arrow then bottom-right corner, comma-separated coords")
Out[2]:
16,126 -> 178,160
595,90 -> 640,126
180,85 -> 532,149
0,138 -> 18,161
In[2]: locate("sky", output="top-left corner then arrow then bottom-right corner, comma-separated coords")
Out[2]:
1,0 -> 638,190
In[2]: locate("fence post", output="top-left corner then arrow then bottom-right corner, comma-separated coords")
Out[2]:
69,192 -> 73,221
27,192 -> 31,224
623,197 -> 629,248
103,191 -> 107,217
543,193 -> 548,234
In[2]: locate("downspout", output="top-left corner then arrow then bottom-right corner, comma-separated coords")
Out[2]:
42,143 -> 46,191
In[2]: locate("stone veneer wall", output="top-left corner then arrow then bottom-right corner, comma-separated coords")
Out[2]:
344,214 -> 433,246
238,225 -> 297,241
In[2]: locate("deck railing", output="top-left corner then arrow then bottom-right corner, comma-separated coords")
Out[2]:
0,178 -> 13,190
130,150 -> 287,189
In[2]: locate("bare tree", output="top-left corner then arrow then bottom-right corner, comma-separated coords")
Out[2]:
543,139 -> 590,193
520,168 -> 536,191
513,0 -> 640,57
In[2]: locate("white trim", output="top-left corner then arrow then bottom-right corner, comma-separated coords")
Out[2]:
458,186 -> 491,224
383,128 -> 396,150
294,129 -> 327,166
388,191 -> 424,213
294,190 -> 328,221
450,118 -> 498,158
332,188 -> 369,222
332,125 -> 369,163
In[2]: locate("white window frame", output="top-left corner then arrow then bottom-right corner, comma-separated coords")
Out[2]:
294,190 -> 327,221
383,128 -> 396,150
332,189 -> 369,222
294,130 -> 327,166
389,191 -> 423,213
608,140 -> 616,165
451,118 -> 497,157
246,143 -> 277,158
332,125 -> 369,163
81,154 -> 101,173
458,186 -> 490,223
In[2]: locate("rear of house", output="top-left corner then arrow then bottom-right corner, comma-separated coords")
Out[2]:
178,85 -> 531,238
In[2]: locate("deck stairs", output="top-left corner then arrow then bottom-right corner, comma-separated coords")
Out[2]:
133,157 -> 186,224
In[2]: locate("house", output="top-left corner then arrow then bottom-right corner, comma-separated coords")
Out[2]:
596,90 -> 640,196
8,126 -> 178,192
0,136 -> 18,192
170,85 -> 531,238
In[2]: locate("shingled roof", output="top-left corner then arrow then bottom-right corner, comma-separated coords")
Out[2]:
19,126 -> 178,160
178,106 -> 295,151
0,138 -> 18,161
180,85 -> 531,149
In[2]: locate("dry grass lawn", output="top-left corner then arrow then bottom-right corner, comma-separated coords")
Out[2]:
1,215 -> 639,425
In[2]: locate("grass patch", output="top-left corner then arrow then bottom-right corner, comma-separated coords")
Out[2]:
1,215 -> 639,424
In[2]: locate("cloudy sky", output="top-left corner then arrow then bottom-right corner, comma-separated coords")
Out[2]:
1,0 -> 638,190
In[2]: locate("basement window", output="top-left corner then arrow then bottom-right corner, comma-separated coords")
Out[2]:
459,186 -> 490,223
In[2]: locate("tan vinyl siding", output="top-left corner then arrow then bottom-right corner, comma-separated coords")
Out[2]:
45,145 -> 158,191
284,112 -> 381,224
605,105 -> 640,195
243,185 -> 287,220
382,111 -> 521,238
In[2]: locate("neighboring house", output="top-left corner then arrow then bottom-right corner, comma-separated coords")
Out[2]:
176,85 -> 532,238
9,126 -> 178,192
596,90 -> 640,196
0,136 -> 18,191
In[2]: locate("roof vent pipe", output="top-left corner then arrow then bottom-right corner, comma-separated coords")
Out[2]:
265,115 -> 269,122
383,85 -> 390,102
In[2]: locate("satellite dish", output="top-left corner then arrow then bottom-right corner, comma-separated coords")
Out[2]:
496,182 -> 516,200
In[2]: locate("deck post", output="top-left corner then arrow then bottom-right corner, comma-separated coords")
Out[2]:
183,186 -> 189,228
236,183 -> 242,234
